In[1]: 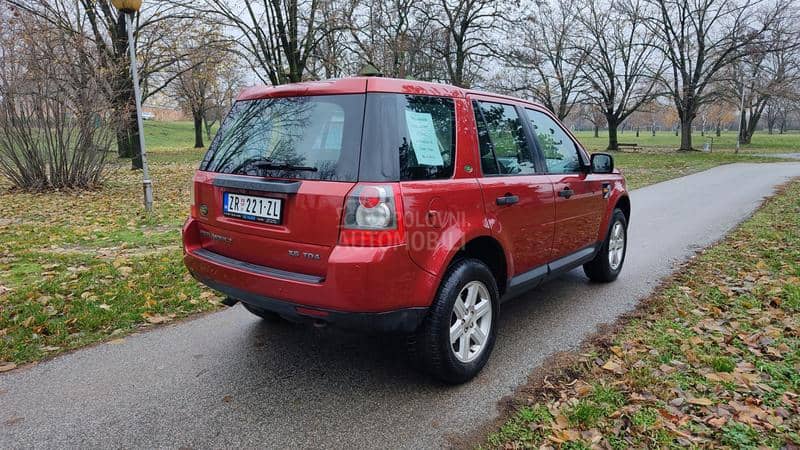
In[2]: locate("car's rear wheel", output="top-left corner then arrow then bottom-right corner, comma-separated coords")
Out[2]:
583,208 -> 627,282
408,258 -> 498,384
242,302 -> 283,322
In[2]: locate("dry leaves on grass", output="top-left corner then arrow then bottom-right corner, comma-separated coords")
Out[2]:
486,180 -> 800,449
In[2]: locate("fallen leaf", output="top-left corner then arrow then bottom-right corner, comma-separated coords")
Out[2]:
688,397 -> 714,406
574,381 -> 593,396
550,429 -> 580,443
143,314 -> 172,324
707,416 -> 727,428
601,358 -> 625,374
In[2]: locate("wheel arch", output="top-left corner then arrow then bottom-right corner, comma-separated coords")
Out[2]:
615,195 -> 631,225
597,192 -> 631,242
449,235 -> 509,297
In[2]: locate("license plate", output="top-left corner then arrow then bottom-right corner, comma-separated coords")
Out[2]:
223,192 -> 282,224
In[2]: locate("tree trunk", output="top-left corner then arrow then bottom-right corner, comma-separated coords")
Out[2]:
738,110 -> 748,145
742,109 -> 762,145
716,122 -> 721,137
636,127 -> 640,138
593,125 -> 599,138
193,111 -> 204,148
116,109 -> 142,170
679,118 -> 693,151
114,12 -> 142,170
606,117 -> 619,151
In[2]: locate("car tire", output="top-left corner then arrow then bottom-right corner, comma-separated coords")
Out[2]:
408,258 -> 499,384
583,208 -> 627,282
242,302 -> 284,322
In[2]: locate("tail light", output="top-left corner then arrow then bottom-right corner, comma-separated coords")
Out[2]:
339,183 -> 405,246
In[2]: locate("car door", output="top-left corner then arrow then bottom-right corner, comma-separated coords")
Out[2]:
470,97 -> 556,278
524,108 -> 605,259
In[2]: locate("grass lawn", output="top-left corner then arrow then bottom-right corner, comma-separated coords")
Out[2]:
145,120 -> 219,151
0,121 -> 796,369
483,179 -> 800,448
574,129 -> 800,153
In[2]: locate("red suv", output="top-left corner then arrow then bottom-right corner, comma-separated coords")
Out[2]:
183,77 -> 630,383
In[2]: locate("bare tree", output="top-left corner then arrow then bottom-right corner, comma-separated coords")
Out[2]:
202,65 -> 244,144
498,0 -> 586,119
578,0 -> 664,150
310,0 -> 354,78
341,0 -> 439,78
642,0 -> 792,150
168,25 -> 232,148
192,0 -> 340,85
0,6 -> 115,190
418,0 -> 501,87
765,91 -> 799,134
7,0 -> 198,168
580,103 -> 607,137
727,20 -> 800,144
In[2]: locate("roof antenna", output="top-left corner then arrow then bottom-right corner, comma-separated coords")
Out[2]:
358,64 -> 384,77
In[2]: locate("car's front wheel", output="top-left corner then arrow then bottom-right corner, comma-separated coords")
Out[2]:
408,258 -> 499,384
583,208 -> 628,282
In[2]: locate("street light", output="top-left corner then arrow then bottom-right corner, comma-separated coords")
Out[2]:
735,76 -> 747,155
111,0 -> 153,211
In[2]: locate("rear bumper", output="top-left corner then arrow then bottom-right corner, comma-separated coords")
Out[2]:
194,275 -> 427,333
182,218 -> 437,333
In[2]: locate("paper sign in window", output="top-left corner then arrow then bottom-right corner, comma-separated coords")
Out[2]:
405,111 -> 444,166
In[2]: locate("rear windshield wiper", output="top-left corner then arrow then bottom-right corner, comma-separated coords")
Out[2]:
252,160 -> 318,172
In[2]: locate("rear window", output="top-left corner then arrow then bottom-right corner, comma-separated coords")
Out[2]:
201,93 -> 456,182
201,95 -> 365,181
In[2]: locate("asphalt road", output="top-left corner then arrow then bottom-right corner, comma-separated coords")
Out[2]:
758,152 -> 800,160
2,162 -> 800,449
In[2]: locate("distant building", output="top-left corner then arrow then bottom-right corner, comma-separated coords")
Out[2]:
143,92 -> 186,121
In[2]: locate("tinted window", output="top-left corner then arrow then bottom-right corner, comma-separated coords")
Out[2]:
472,102 -> 499,175
201,95 -> 364,181
525,109 -> 582,174
474,101 -> 536,175
361,94 -> 455,181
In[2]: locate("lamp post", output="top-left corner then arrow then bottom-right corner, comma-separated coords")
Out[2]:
735,75 -> 747,155
111,0 -> 153,211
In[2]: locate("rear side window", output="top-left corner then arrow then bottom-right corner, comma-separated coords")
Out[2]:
524,109 -> 582,174
201,95 -> 365,181
473,101 -> 536,176
360,94 -> 455,181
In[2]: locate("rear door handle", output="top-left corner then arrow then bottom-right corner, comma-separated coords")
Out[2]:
558,187 -> 575,199
496,195 -> 519,206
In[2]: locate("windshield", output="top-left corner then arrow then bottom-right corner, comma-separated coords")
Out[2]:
200,94 -> 365,181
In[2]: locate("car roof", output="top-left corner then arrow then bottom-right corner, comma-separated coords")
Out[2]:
237,77 -> 548,110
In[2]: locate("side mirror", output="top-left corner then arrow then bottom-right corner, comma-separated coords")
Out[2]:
590,153 -> 614,174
